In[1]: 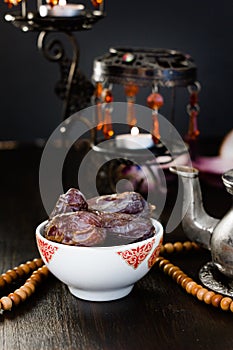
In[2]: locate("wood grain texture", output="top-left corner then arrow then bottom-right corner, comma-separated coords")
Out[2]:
0,144 -> 233,350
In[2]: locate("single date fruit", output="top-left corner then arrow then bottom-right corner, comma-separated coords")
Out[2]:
49,188 -> 88,218
45,211 -> 106,246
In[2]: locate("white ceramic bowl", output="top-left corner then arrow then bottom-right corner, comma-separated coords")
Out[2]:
36,218 -> 163,302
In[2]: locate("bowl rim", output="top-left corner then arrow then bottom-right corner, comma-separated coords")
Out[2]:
36,218 -> 163,251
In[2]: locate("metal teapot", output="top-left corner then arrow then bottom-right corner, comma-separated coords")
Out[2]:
169,166 -> 233,293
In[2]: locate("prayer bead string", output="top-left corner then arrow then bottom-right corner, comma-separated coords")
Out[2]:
156,241 -> 233,313
1,242 -> 233,313
0,258 -> 49,313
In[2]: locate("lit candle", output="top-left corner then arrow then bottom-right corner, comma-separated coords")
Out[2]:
115,127 -> 154,150
39,0 -> 85,17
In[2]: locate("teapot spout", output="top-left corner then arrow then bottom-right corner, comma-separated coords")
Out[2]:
170,166 -> 219,250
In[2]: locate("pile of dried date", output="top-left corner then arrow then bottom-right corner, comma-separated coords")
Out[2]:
44,189 -> 156,247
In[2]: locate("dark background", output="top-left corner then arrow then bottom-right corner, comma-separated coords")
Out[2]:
0,0 -> 232,142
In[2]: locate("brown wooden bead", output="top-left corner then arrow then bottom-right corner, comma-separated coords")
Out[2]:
38,266 -> 49,277
0,276 -> 6,288
13,266 -> 25,277
211,294 -> 223,308
24,282 -> 36,293
26,260 -> 37,270
1,296 -> 13,311
20,285 -> 32,297
6,269 -> 18,280
191,242 -> 200,250
185,281 -> 197,294
191,284 -> 202,297
173,242 -> 183,253
183,241 -> 193,251
2,273 -> 13,284
164,243 -> 174,254
154,257 -> 163,265
181,277 -> 193,289
176,273 -> 188,285
14,288 -> 27,301
8,292 -> 21,306
230,301 -> 233,312
163,263 -> 174,274
171,269 -> 182,281
196,288 -> 208,301
220,297 -> 232,311
33,258 -> 43,268
159,246 -> 165,255
30,272 -> 43,283
19,263 -> 31,275
159,259 -> 170,269
167,266 -> 180,277
203,291 -> 215,304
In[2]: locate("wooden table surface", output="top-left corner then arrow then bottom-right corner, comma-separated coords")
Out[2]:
0,142 -> 233,350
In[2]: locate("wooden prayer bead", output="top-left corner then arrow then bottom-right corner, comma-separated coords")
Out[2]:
173,242 -> 183,253
24,282 -> 36,294
191,284 -> 202,297
230,301 -> 233,312
6,269 -> 18,280
26,260 -> 37,270
185,281 -> 197,294
183,241 -> 193,251
196,288 -> 208,301
171,269 -> 182,281
164,243 -> 174,254
2,273 -> 13,284
176,273 -> 188,285
14,288 -> 27,302
1,296 -> 13,311
38,266 -> 49,277
33,258 -> 43,268
19,263 -> 31,275
203,291 -> 215,305
159,259 -> 170,269
167,266 -> 180,277
14,266 -> 25,277
181,277 -> 193,289
163,263 -> 174,274
220,297 -> 232,311
211,294 -> 223,308
159,246 -> 165,255
0,276 -> 6,288
191,242 -> 200,250
30,272 -> 43,284
20,285 -> 33,298
8,292 -> 21,306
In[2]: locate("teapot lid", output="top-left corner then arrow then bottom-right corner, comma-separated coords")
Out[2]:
222,169 -> 233,195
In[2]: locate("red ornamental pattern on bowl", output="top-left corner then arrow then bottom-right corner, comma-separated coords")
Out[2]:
117,238 -> 155,269
37,237 -> 59,263
148,237 -> 163,268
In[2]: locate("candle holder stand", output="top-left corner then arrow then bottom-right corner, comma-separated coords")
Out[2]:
89,47 -> 201,195
4,0 -> 105,120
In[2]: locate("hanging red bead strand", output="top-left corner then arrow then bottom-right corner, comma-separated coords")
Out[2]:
94,82 -> 104,131
102,87 -> 114,140
185,82 -> 201,159
147,87 -> 164,145
91,0 -> 104,11
124,83 -> 139,130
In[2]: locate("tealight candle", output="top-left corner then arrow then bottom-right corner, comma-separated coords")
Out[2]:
115,127 -> 154,150
39,1 -> 85,17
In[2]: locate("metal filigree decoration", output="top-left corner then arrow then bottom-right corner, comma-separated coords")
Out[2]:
37,31 -> 94,120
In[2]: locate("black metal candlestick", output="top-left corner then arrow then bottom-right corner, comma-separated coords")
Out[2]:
4,1 -> 105,120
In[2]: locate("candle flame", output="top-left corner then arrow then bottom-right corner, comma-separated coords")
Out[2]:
131,126 -> 139,136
